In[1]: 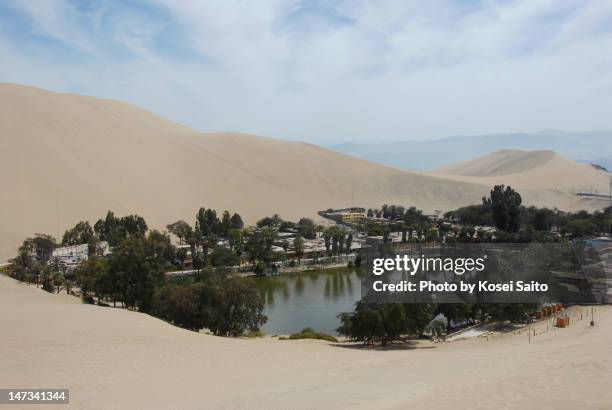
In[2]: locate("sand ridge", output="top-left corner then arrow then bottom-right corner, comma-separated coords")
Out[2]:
433,149 -> 612,196
437,149 -> 557,176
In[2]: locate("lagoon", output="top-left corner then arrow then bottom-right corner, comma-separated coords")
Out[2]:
254,268 -> 366,336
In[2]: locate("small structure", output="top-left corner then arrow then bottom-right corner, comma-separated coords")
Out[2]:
321,208 -> 366,224
52,241 -> 111,267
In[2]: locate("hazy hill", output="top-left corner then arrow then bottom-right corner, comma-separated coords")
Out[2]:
0,84 -> 600,260
332,131 -> 612,171
432,149 -> 612,197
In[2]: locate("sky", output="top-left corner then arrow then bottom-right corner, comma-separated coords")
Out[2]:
1,0 -> 612,144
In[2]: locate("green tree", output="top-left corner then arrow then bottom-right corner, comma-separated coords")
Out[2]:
323,232 -> 331,256
337,302 -> 409,346
489,185 -> 522,233
346,233 -> 353,254
206,276 -> 267,336
27,234 -> 57,264
228,228 -> 243,252
293,235 -> 305,263
152,283 -> 203,331
75,255 -> 109,302
256,214 -> 282,228
245,227 -> 277,264
109,231 -> 175,312
210,247 -> 240,267
219,210 -> 232,237
435,304 -> 472,334
62,221 -> 94,246
297,218 -> 316,239
94,211 -> 147,246
166,220 -> 193,245
230,213 -> 244,229
153,274 -> 267,336
566,218 -> 597,237
196,208 -> 219,237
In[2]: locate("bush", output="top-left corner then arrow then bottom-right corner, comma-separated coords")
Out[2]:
244,330 -> 266,338
280,327 -> 338,342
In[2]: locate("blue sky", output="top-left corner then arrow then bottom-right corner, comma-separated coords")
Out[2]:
1,0 -> 612,143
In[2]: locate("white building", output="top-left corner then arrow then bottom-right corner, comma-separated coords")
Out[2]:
52,241 -> 111,266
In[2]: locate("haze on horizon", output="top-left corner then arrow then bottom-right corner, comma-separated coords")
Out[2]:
1,0 -> 612,144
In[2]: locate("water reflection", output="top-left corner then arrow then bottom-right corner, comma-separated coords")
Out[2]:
254,268 -> 366,335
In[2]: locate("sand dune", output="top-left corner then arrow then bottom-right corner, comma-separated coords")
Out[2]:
0,84 -> 600,260
438,149 -> 558,176
434,149 -> 612,197
1,273 -> 611,409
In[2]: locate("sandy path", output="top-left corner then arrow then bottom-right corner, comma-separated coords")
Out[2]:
1,274 -> 611,409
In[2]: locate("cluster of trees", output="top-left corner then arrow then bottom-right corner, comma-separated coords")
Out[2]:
444,185 -> 522,232
76,231 -> 176,312
248,215 -> 355,271
94,212 -> 148,246
322,226 -> 353,256
363,205 -> 438,244
337,302 -> 536,345
339,185 -> 603,346
11,209 -> 267,337
152,272 -> 266,336
244,227 -> 279,270
166,207 -> 245,270
366,205 -> 431,224
337,302 -> 434,345
446,185 -> 612,239
12,233 -> 64,292
257,215 -> 318,239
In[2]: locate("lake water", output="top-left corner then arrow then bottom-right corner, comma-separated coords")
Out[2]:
254,268 -> 366,336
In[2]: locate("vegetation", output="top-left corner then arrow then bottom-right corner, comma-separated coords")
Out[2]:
9,183 -> 612,344
280,327 -> 338,342
9,208 -> 269,337
94,211 -> 148,246
446,185 -> 612,239
62,221 -> 94,246
339,185 -> 612,345
337,302 -> 433,346
153,272 -> 266,336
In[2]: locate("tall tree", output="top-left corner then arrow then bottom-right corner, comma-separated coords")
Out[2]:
346,233 -> 353,254
62,221 -> 94,246
489,185 -> 522,233
219,210 -> 231,237
109,231 -> 175,312
230,213 -> 244,229
75,255 -> 109,301
293,235 -> 305,263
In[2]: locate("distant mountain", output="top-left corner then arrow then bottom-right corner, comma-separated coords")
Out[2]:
331,130 -> 612,171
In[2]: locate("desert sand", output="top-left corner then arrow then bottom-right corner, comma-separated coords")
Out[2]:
0,84 -> 600,261
1,273 -> 611,409
434,149 -> 612,197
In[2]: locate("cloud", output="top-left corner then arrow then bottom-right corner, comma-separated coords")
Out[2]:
1,0 -> 612,142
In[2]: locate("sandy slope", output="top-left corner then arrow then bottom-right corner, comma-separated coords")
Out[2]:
434,149 -> 612,197
0,84 -> 598,261
1,273 -> 611,409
